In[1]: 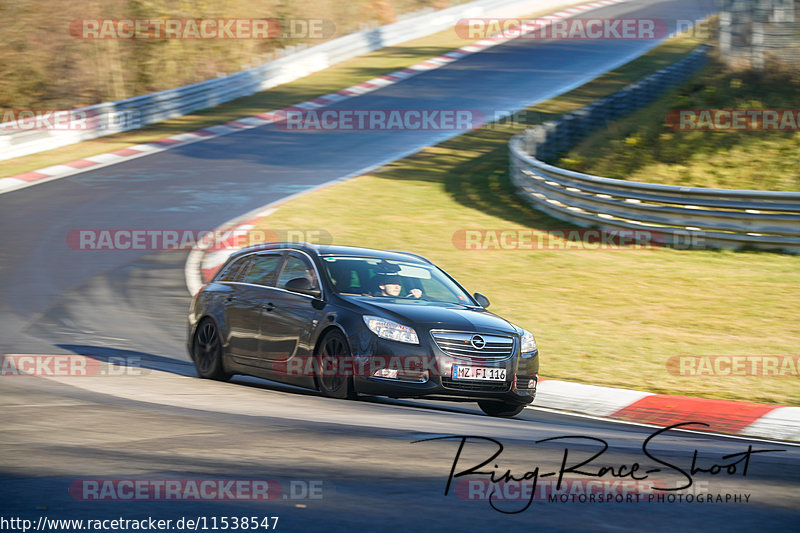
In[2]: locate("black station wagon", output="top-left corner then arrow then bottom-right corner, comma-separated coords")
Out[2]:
188,242 -> 539,417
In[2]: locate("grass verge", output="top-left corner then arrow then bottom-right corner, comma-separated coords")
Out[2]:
247,33 -> 800,406
557,56 -> 800,191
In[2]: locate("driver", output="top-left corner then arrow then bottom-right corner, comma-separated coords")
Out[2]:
376,274 -> 422,299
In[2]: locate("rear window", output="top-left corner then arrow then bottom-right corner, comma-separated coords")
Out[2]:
216,256 -> 249,282
241,254 -> 283,286
277,255 -> 319,290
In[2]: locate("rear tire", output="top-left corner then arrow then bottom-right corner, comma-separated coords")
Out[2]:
315,330 -> 355,400
192,318 -> 230,381
478,400 -> 525,418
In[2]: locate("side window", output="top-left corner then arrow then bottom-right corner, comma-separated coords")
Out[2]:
242,255 -> 283,286
277,255 -> 318,290
216,256 -> 250,282
324,259 -> 360,293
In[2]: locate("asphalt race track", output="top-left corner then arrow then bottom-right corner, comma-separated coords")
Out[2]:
2,0 -> 799,531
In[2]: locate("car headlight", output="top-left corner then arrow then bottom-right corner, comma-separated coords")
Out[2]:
363,316 -> 419,344
521,329 -> 537,355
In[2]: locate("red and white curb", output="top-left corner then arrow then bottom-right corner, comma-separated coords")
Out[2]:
0,0 -> 630,196
536,380 -> 800,441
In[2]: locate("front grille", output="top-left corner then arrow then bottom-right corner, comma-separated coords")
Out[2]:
441,377 -> 511,392
430,330 -> 515,361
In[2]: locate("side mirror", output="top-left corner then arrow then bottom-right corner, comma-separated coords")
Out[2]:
473,292 -> 490,308
285,277 -> 320,297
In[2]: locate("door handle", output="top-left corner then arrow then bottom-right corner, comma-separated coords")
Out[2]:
224,296 -> 237,303
262,303 -> 275,312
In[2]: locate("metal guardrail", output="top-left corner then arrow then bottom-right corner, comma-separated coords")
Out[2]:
0,0 -> 581,161
509,48 -> 800,253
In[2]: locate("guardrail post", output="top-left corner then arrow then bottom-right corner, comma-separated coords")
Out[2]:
628,83 -> 644,110
610,90 -> 631,120
560,115 -> 575,148
581,103 -> 600,133
571,109 -> 591,144
523,127 -> 544,154
539,121 -> 559,160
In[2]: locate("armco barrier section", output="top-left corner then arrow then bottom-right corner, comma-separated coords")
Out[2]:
0,0 -> 587,161
510,47 -> 800,252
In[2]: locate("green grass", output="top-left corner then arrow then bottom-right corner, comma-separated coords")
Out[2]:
0,1 -> 591,179
557,57 -> 800,191
247,34 -> 800,406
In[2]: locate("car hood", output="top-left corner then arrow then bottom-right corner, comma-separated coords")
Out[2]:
350,298 -> 520,335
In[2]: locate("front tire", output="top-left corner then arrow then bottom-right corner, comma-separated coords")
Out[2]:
478,400 -> 525,418
192,318 -> 230,381
315,329 -> 355,400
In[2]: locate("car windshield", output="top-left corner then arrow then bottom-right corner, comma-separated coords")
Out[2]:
320,255 -> 475,305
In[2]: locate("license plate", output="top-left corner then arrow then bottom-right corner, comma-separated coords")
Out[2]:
451,365 -> 506,381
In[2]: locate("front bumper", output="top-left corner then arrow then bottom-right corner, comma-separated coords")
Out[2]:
350,336 -> 539,405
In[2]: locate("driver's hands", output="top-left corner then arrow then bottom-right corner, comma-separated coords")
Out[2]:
408,288 -> 422,299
